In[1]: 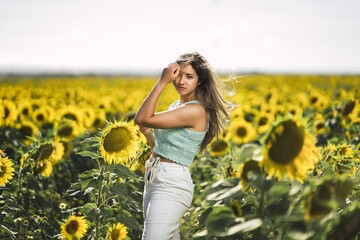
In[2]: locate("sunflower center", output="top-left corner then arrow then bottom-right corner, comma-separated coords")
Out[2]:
111,229 -> 120,240
34,143 -> 54,161
342,101 -> 355,116
20,126 -> 33,137
315,122 -> 324,130
58,126 -> 73,137
211,140 -> 228,152
241,160 -> 260,181
0,165 -> 6,177
22,108 -> 29,115
236,127 -> 247,137
63,113 -> 77,122
103,127 -> 131,153
310,96 -> 318,104
268,120 -> 305,165
66,220 -> 79,235
244,113 -> 254,122
36,114 -> 45,122
4,107 -> 10,119
258,117 -> 268,126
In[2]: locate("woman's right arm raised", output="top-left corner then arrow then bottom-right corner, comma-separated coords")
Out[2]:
134,63 -> 180,127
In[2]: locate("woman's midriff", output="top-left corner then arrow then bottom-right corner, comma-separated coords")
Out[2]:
150,153 -> 176,163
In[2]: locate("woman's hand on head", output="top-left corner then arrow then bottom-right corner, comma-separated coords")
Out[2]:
160,63 -> 181,84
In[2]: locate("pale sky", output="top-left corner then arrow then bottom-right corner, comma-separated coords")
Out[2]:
1,0 -> 360,74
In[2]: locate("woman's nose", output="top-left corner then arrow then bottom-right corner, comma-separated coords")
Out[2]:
179,75 -> 185,84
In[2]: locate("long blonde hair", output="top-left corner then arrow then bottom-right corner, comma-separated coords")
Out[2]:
176,52 -> 231,151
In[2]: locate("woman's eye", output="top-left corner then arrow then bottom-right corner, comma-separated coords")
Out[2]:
186,75 -> 193,79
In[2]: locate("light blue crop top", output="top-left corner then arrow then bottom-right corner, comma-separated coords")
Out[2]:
152,100 -> 207,166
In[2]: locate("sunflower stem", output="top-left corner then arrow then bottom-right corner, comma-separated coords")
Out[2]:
16,166 -> 23,204
95,164 -> 105,240
255,169 -> 266,240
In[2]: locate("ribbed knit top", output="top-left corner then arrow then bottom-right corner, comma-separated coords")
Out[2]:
153,100 -> 207,166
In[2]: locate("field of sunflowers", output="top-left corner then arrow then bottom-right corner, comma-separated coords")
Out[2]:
0,74 -> 359,240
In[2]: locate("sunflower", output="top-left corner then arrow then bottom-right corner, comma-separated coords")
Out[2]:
60,215 -> 88,240
32,107 -> 49,125
99,121 -> 140,165
347,99 -> 360,124
261,119 -> 321,182
34,160 -> 53,177
313,113 -> 327,135
32,142 -> 58,177
340,99 -> 356,117
255,111 -> 274,134
56,105 -> 84,131
93,110 -> 107,129
51,141 -> 65,165
335,158 -> 357,176
208,138 -> 230,157
337,143 -> 355,158
0,153 -> 15,186
0,105 -> 3,125
237,159 -> 262,189
304,180 -> 333,222
81,107 -> 96,129
304,176 -> 353,222
228,119 -> 257,144
16,121 -> 39,144
33,142 -> 55,162
136,143 -> 152,173
60,139 -> 73,158
59,202 -> 67,210
229,107 -> 244,121
108,222 -> 128,240
308,90 -> 329,111
19,153 -> 29,167
1,99 -> 18,126
285,104 -> 303,119
17,101 -> 33,121
55,119 -> 80,140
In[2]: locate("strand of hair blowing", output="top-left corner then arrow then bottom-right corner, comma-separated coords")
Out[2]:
178,52 -> 230,151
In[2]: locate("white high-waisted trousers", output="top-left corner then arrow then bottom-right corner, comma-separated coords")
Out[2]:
142,159 -> 194,240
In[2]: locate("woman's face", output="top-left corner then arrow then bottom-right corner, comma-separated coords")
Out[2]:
172,64 -> 199,99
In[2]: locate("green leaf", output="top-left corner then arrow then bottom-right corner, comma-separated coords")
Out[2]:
80,169 -> 100,179
109,183 -> 127,196
99,205 -> 113,220
206,184 -> 242,201
82,203 -> 97,221
116,210 -> 141,230
76,150 -> 100,160
67,182 -> 82,196
268,182 -> 291,198
80,137 -> 100,145
80,177 -> 99,191
232,143 -> 262,169
0,223 -> 18,235
108,164 -> 136,179
219,218 -> 263,237
83,187 -> 95,195
205,206 -> 237,234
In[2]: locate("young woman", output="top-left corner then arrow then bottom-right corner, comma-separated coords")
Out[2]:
134,52 -> 230,240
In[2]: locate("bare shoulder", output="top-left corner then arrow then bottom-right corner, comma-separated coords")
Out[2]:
181,103 -> 206,116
